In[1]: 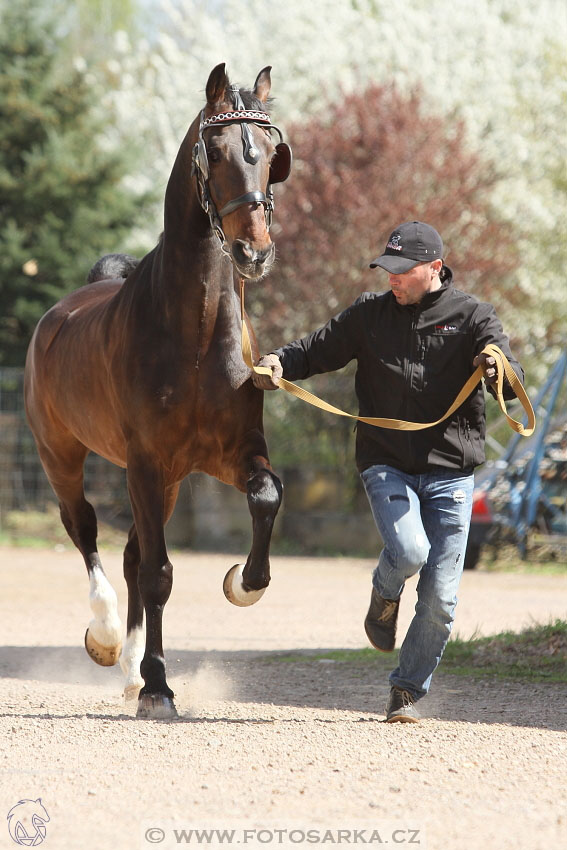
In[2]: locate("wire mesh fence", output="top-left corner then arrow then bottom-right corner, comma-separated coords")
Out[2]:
0,367 -> 378,555
0,367 -> 130,528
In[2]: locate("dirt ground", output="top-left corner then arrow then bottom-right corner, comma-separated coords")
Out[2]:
0,545 -> 566,850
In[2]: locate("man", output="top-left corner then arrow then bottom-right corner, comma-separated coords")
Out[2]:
252,221 -> 523,723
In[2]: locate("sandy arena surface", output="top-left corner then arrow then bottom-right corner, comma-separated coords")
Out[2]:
0,545 -> 566,850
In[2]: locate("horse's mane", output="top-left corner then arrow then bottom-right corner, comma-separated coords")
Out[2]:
230,87 -> 274,114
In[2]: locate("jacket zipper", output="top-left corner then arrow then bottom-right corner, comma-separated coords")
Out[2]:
404,308 -> 421,471
459,416 -> 472,467
465,419 -> 473,466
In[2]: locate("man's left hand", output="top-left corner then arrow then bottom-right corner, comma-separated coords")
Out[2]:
473,352 -> 497,385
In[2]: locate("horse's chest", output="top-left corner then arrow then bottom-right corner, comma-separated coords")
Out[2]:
148,351 -> 249,433
205,340 -> 249,391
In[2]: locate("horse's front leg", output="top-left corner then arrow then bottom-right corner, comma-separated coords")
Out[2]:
126,451 -> 176,719
120,484 -> 180,704
224,434 -> 283,606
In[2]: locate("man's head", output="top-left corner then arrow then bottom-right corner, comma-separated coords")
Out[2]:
370,221 -> 443,274
370,221 -> 444,305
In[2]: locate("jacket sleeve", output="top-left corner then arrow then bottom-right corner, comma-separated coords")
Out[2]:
272,297 -> 363,381
472,302 -> 524,401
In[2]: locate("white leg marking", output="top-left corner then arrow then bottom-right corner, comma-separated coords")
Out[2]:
120,625 -> 145,698
88,566 -> 122,647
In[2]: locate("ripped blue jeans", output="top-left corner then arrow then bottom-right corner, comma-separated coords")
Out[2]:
360,464 -> 474,699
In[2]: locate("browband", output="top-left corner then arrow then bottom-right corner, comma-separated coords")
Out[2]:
201,110 -> 272,128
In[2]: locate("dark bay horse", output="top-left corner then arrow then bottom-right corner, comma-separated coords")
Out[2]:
24,64 -> 292,719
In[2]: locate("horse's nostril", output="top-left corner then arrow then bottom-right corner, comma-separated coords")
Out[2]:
258,245 -> 274,264
233,240 -> 255,263
232,241 -> 274,268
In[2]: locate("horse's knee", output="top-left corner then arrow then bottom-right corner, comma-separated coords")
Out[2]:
137,560 -> 173,607
247,469 -> 282,518
123,535 -> 140,580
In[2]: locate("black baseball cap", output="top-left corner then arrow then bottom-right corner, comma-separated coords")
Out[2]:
369,221 -> 443,274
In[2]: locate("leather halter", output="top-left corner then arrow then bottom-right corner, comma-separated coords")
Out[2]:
191,87 -> 292,255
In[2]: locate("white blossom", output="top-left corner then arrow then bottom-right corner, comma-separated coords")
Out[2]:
100,0 -> 567,350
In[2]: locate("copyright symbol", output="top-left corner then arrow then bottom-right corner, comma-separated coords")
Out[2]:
145,827 -> 166,844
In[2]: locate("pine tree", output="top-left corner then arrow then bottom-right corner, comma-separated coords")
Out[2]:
0,0 -> 151,365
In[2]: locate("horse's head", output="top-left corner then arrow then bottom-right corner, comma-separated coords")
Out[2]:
192,64 -> 292,280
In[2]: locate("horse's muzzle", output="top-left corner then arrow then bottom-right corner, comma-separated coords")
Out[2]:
231,240 -> 275,280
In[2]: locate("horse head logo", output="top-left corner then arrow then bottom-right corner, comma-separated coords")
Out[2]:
7,799 -> 50,846
387,234 -> 403,250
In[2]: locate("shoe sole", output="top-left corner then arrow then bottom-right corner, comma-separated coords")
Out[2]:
385,714 -> 420,723
364,623 -> 395,653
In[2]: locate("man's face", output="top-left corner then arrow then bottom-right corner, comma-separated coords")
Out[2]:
388,261 -> 442,306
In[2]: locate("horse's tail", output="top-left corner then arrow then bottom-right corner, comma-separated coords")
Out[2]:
86,253 -> 140,283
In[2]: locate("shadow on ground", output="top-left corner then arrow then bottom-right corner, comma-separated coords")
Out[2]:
1,645 -> 565,732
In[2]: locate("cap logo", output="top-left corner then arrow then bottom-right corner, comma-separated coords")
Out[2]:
387,235 -> 402,251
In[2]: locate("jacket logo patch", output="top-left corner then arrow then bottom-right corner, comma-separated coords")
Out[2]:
435,324 -> 458,334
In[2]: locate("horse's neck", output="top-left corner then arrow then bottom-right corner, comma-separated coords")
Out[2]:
116,130 -> 241,368
148,148 -> 239,349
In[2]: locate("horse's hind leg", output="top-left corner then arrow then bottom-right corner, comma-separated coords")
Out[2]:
224,434 -> 283,606
38,439 -> 122,666
120,525 -> 145,700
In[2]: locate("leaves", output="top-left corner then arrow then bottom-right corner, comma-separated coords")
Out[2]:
251,84 -> 520,344
0,0 -> 153,365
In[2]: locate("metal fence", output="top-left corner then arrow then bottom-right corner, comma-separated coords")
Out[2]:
0,367 -> 131,523
0,368 -> 378,555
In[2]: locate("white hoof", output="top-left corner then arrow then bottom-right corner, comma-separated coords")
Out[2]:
223,563 -> 266,607
84,628 -> 122,667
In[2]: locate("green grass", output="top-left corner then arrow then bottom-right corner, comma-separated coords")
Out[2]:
267,620 -> 567,683
476,558 -> 567,576
0,507 -> 126,550
1,509 -> 566,571
474,541 -> 567,575
441,620 -> 567,682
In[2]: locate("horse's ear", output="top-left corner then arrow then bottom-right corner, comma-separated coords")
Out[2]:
206,63 -> 229,106
253,66 -> 272,103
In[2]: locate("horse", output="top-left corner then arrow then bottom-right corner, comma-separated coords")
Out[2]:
24,63 -> 292,719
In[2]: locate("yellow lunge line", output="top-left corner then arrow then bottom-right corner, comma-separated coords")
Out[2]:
240,281 -> 535,436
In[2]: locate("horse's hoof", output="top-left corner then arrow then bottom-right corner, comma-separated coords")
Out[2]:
223,563 -> 266,607
84,628 -> 122,666
124,683 -> 143,702
136,694 -> 178,720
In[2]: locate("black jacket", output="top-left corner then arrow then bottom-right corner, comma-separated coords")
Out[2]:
274,270 -> 523,474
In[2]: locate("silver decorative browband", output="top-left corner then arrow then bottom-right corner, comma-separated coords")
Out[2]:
200,110 -> 272,128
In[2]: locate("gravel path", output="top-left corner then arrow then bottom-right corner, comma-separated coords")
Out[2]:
0,546 -> 566,850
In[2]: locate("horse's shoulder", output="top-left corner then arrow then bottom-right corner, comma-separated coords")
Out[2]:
31,281 -> 121,347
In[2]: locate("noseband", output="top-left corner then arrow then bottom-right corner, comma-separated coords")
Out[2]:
191,87 -> 292,255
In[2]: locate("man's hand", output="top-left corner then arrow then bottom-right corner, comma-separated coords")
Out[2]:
251,353 -> 283,390
473,352 -> 497,386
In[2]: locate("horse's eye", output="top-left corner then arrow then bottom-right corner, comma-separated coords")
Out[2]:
208,148 -> 221,163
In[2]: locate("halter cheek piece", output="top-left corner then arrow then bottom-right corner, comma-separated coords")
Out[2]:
191,86 -> 292,254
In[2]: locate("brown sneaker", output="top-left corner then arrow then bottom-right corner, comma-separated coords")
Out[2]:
364,587 -> 400,652
385,687 -> 421,723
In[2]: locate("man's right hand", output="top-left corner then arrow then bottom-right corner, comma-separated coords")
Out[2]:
251,353 -> 283,391
473,352 -> 498,386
